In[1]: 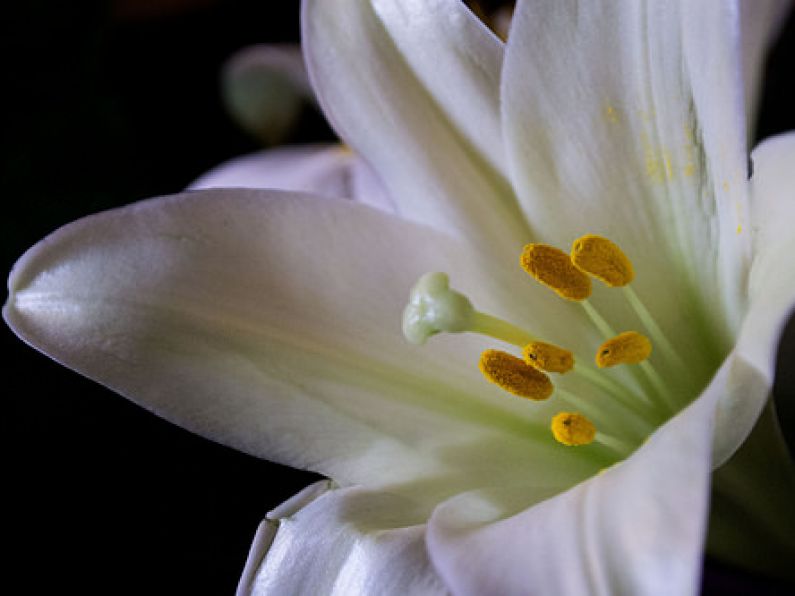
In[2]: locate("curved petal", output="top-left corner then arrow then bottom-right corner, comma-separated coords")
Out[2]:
222,44 -> 313,145
241,483 -> 446,595
426,356 -> 738,596
302,0 -> 531,261
737,132 -> 795,379
4,189 -> 600,497
502,0 -> 753,349
710,132 -> 795,461
188,144 -> 394,212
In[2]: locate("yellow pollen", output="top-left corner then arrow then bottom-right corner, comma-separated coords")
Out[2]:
520,244 -> 591,301
479,349 -> 553,401
596,331 -> 652,368
523,341 -> 574,374
551,412 -> 596,446
571,235 -> 634,287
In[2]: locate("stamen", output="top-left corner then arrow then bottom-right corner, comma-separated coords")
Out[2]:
479,349 -> 553,401
470,311 -> 536,347
523,341 -> 574,373
571,234 -> 634,287
596,331 -> 652,368
621,285 -> 686,370
551,412 -> 596,446
571,363 -> 660,417
520,244 -> 591,301
580,300 -> 617,339
595,432 -> 635,455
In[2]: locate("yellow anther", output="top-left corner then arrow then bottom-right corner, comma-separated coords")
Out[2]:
571,235 -> 634,287
479,349 -> 553,401
551,412 -> 596,446
595,331 -> 652,368
519,244 -> 591,301
523,341 -> 574,374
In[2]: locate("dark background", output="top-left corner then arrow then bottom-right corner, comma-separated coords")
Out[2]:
3,1 -> 794,594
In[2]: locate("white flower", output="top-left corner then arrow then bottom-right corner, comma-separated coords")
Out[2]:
5,1 -> 795,594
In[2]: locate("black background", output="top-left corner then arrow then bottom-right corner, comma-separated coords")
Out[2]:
3,1 -> 794,594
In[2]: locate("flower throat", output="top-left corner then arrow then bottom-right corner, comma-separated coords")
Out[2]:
402,234 -> 686,456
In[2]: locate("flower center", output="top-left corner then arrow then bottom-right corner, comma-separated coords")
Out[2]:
402,234 -> 686,456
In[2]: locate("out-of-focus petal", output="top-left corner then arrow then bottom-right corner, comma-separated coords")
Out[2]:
740,0 -> 792,135
188,144 -> 393,212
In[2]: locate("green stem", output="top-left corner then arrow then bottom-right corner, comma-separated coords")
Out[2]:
622,286 -> 686,371
470,311 -> 536,347
581,300 -> 616,338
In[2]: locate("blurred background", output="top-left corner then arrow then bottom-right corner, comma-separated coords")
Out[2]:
3,1 -> 793,593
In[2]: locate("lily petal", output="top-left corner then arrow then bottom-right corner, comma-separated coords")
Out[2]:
738,132 -> 795,383
503,0 -> 753,347
302,0 -> 530,261
709,132 -> 795,464
4,189 -> 598,496
738,132 -> 795,379
188,144 -> 393,212
241,482 -> 446,595
427,355 -> 740,596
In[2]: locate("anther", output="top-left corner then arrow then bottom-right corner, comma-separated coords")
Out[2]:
479,349 -> 553,400
551,412 -> 596,446
523,341 -> 574,374
571,235 -> 634,287
520,244 -> 591,301
595,331 -> 652,368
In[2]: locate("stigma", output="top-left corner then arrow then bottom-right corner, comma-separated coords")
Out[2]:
402,272 -> 475,345
479,349 -> 553,400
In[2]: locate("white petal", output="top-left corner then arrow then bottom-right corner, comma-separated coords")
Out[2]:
243,483 -> 447,595
222,44 -> 312,145
427,358 -> 736,596
303,0 -> 530,261
188,144 -> 393,212
237,480 -> 334,596
4,189 -> 598,495
708,132 -> 795,464
738,132 -> 795,379
503,0 -> 753,347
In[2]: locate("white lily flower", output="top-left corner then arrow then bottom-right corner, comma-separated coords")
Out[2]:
5,1 -> 795,595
